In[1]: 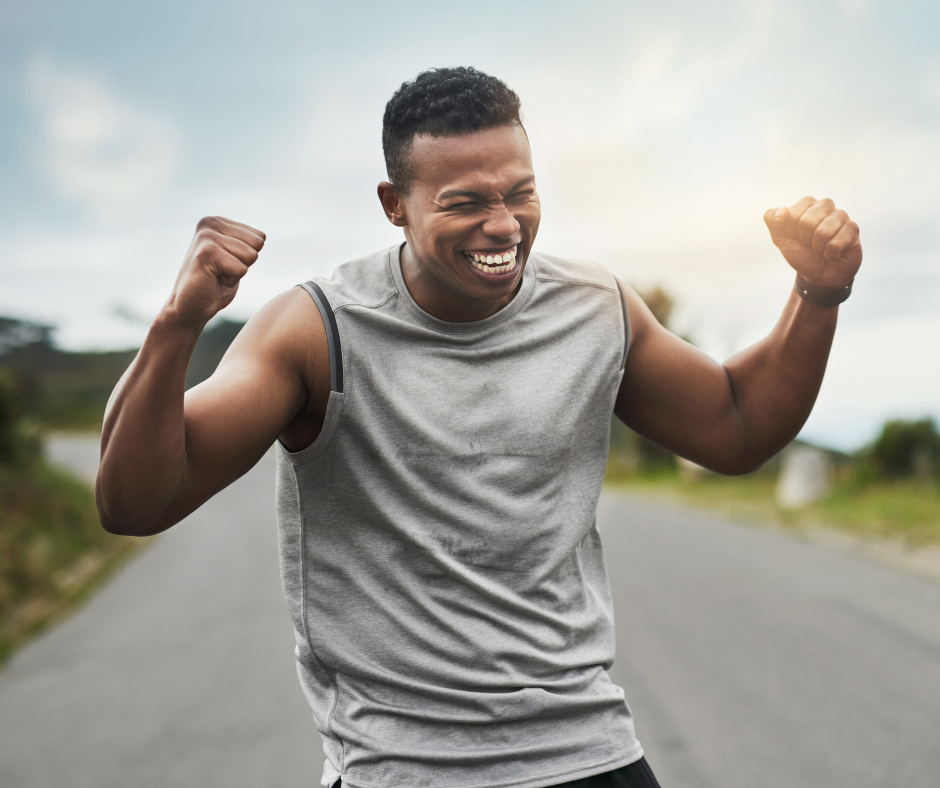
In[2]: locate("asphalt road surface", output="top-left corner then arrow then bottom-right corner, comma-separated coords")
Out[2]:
0,436 -> 938,787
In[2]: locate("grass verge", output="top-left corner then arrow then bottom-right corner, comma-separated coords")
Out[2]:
604,459 -> 940,549
0,460 -> 145,666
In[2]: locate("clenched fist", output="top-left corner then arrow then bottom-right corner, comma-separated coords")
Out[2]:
163,216 -> 266,328
763,197 -> 862,289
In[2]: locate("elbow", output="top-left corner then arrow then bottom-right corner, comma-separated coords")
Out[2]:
97,506 -> 157,538
696,447 -> 767,477
98,510 -> 137,537
711,457 -> 765,476
99,513 -> 165,538
705,406 -> 771,476
100,518 -> 130,536
95,480 -> 166,537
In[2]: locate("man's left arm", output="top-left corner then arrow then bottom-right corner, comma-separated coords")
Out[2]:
614,196 -> 862,475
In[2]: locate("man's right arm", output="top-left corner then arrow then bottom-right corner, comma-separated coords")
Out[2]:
96,216 -> 330,536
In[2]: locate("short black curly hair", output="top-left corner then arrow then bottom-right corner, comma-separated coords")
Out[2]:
382,67 -> 523,193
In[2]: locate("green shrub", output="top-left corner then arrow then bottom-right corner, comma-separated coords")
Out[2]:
0,369 -> 17,463
869,418 -> 940,480
0,366 -> 139,664
0,368 -> 42,467
0,462 -> 139,663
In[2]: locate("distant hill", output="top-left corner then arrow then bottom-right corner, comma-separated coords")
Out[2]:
184,318 -> 245,389
0,317 -> 246,430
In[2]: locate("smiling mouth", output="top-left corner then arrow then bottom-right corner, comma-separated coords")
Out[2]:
461,245 -> 518,275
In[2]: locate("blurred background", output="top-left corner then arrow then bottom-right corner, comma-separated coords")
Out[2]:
2,3 -> 940,786
1,0 -> 939,446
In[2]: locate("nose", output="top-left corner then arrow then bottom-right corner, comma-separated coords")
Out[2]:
482,203 -> 521,240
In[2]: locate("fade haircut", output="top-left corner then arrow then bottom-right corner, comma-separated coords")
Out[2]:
382,67 -> 523,193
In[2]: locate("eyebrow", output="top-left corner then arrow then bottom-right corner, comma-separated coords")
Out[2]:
437,176 -> 535,202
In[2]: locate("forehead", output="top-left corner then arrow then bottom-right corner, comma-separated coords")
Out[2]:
408,124 -> 533,195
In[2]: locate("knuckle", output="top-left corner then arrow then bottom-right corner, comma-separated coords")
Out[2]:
194,237 -> 221,260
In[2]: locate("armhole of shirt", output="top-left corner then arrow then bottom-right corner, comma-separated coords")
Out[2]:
615,277 -> 631,370
298,281 -> 344,393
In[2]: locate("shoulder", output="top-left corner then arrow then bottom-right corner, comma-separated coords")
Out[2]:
528,251 -> 630,359
529,251 -> 619,293
224,287 -> 328,377
309,246 -> 399,312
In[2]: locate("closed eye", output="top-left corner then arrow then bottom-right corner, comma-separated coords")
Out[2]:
507,189 -> 535,203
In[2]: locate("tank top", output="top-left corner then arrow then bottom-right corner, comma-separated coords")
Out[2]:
275,243 -> 642,788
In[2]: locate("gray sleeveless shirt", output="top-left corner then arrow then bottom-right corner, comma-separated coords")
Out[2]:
275,244 -> 642,788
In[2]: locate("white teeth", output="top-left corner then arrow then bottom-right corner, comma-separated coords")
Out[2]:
465,247 -> 518,264
466,248 -> 518,274
472,261 -> 513,273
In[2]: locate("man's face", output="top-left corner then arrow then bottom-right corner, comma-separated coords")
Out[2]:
381,124 -> 541,320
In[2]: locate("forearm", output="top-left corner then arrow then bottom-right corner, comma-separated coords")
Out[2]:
96,313 -> 204,535
618,197 -> 859,475
723,289 -> 838,470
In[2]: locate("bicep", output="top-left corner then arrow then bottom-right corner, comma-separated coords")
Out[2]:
614,286 -> 743,471
166,289 -> 327,519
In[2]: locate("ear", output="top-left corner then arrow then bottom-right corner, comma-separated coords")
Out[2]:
377,182 -> 408,227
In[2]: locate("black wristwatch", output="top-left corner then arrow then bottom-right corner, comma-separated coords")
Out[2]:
794,274 -> 853,307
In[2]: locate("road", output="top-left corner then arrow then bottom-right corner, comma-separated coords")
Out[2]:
1,437 -> 323,787
0,436 -> 938,787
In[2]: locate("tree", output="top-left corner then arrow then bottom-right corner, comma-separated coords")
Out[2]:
635,286 -> 674,330
0,368 -> 40,466
0,369 -> 18,463
869,418 -> 940,480
0,317 -> 54,356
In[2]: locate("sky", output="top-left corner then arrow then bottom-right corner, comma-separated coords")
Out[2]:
1,0 -> 939,451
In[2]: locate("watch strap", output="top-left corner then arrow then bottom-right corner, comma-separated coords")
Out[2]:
794,274 -> 853,307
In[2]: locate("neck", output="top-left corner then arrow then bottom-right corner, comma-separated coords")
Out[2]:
399,243 -> 520,322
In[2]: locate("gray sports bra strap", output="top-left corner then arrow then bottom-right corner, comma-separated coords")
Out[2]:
298,281 -> 344,393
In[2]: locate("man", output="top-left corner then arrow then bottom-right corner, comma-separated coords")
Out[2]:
96,67 -> 862,788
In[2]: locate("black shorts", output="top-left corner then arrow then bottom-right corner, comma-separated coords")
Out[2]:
332,758 -> 662,788
553,757 -> 662,788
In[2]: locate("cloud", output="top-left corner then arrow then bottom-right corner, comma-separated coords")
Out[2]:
613,2 -> 773,139
802,309 -> 940,449
840,0 -> 872,18
25,55 -> 180,218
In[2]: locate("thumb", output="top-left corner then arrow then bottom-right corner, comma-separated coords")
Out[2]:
763,206 -> 790,244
